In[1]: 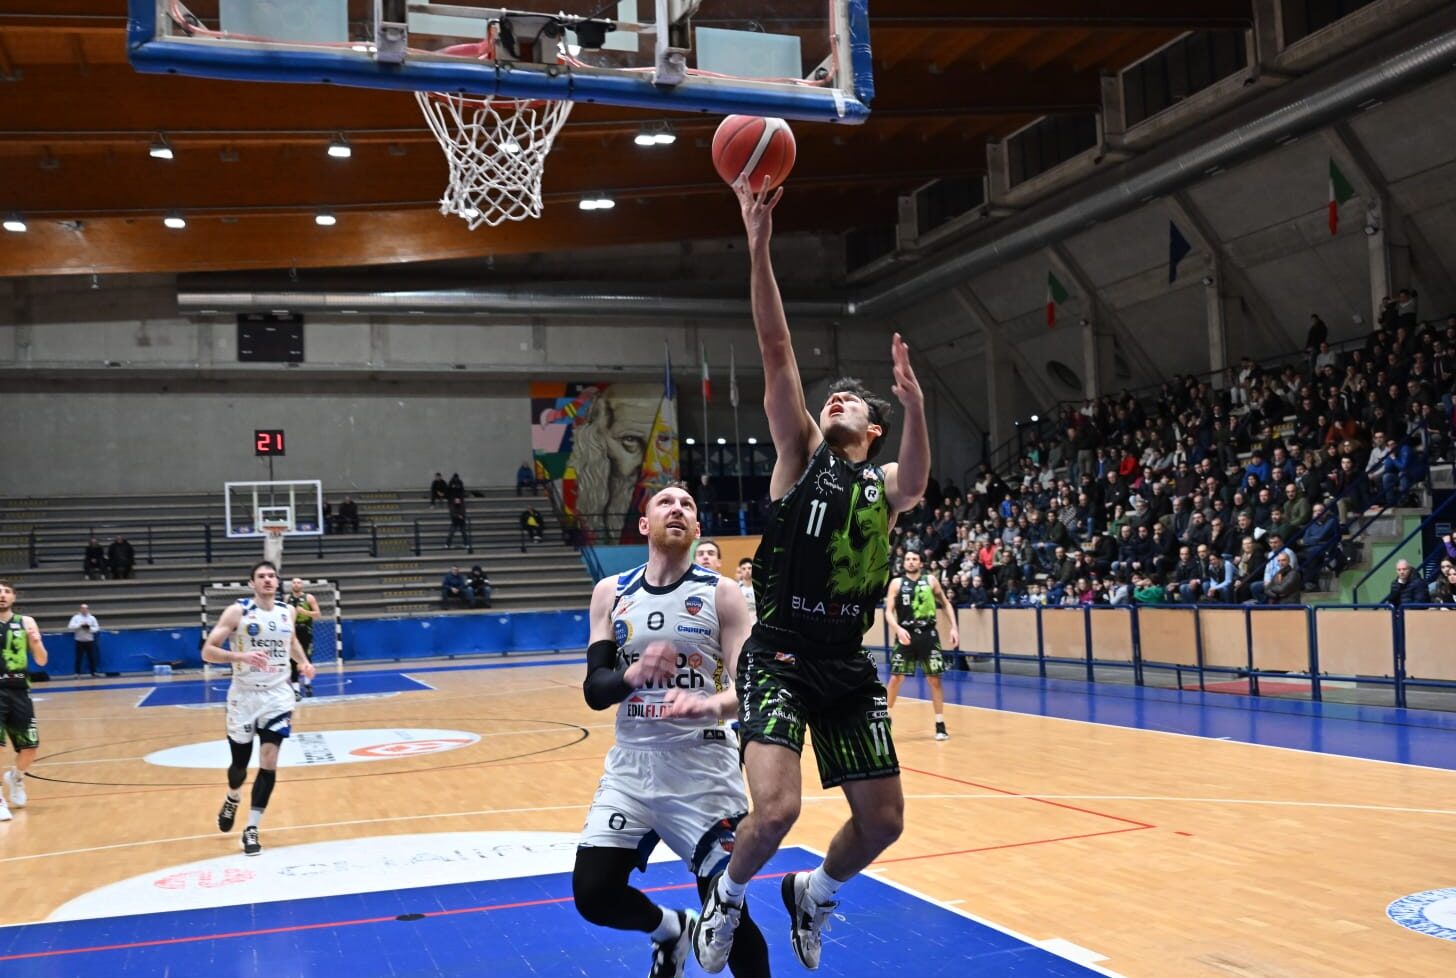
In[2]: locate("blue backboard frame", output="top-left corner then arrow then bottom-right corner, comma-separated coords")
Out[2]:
126,1 -> 874,124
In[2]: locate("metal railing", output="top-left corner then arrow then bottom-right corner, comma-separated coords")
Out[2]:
867,601 -> 1456,709
1353,491 -> 1456,603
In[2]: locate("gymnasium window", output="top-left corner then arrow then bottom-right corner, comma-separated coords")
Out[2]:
845,224 -> 897,273
1006,114 -> 1099,187
1281,0 -> 1379,46
1122,31 -> 1250,128
916,175 -> 985,236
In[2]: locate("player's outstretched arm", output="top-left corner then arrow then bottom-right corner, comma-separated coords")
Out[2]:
22,615 -> 47,668
884,332 -> 930,513
735,181 -> 820,496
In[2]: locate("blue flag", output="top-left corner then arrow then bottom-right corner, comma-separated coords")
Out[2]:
1169,221 -> 1192,283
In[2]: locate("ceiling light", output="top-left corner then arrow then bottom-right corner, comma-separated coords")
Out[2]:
149,133 -> 174,160
327,134 -> 352,159
1030,414 -> 1039,423
716,437 -> 727,445
634,131 -> 657,147
579,194 -> 615,211
746,437 -> 758,445
163,211 -> 186,229
635,123 -> 676,147
685,437 -> 696,445
314,210 -> 337,226
654,129 -> 676,145
3,214 -> 27,233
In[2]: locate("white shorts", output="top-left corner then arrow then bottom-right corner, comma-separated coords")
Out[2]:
226,683 -> 295,744
580,740 -> 749,877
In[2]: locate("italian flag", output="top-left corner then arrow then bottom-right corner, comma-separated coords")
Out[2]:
1046,271 -> 1068,329
1328,158 -> 1355,236
700,343 -> 711,403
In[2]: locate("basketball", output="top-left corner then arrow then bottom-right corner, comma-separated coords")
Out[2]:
711,115 -> 797,193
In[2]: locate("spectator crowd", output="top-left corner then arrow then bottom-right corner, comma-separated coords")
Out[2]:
890,310 -> 1456,610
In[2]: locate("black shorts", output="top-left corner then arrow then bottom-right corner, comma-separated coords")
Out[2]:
737,635 -> 897,789
0,687 -> 39,751
296,621 -> 314,655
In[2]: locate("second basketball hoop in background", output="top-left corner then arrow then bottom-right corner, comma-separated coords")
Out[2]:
712,115 -> 796,193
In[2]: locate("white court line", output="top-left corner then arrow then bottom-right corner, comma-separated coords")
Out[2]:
794,842 -> 1127,978
0,801 -> 593,864
920,696 -> 1456,776
808,792 -> 1456,817
37,721 -> 617,766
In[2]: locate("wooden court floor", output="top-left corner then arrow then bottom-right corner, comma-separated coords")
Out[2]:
3,656 -> 1454,976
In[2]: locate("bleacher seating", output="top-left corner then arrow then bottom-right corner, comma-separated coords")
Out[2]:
0,486 -> 593,631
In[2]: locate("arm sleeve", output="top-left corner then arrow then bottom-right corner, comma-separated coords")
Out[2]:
583,639 -> 633,711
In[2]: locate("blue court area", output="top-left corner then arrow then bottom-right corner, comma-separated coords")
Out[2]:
0,847 -> 1101,977
138,671 -> 432,707
888,668 -> 1456,771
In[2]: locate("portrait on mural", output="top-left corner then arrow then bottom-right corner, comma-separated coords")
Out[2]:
530,378 -> 678,543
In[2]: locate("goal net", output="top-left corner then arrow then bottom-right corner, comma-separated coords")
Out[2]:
200,580 -> 342,666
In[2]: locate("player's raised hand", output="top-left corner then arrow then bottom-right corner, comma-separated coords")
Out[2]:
661,688 -> 715,719
734,178 -> 783,251
623,641 -> 677,688
890,332 -> 923,410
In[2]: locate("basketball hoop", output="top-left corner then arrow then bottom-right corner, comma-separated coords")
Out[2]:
417,41 -> 573,229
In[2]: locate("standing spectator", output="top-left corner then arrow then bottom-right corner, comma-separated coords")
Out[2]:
467,565 -> 492,609
440,566 -> 472,609
516,463 -> 536,496
107,535 -> 135,579
67,603 -> 101,676
321,499 -> 333,535
447,473 -> 466,505
430,472 -> 449,506
338,496 -> 360,533
1305,314 -> 1328,355
1383,559 -> 1426,606
83,537 -> 106,580
446,496 -> 470,550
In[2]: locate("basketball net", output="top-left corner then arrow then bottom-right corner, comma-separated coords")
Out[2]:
416,41 -> 573,229
262,526 -> 286,572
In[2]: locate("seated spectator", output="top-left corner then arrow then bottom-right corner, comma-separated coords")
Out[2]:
1251,532 -> 1296,603
1132,573 -> 1167,605
1171,546 -> 1202,603
962,575 -> 991,607
1233,536 -> 1265,603
430,471 -> 448,506
1380,435 -> 1427,507
322,500 -> 333,534
107,534 -> 135,579
1204,552 -> 1236,603
1297,503 -> 1344,582
515,462 -> 536,496
467,565 -> 493,608
338,496 -> 360,533
1432,566 -> 1456,604
1264,551 -> 1303,604
83,536 -> 107,580
1384,559 -> 1426,606
520,506 -> 545,544
440,566 -> 473,609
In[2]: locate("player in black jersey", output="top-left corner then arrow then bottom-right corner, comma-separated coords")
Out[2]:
695,183 -> 930,974
884,551 -> 958,741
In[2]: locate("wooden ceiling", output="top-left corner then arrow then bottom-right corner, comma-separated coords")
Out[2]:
0,1 -> 1254,277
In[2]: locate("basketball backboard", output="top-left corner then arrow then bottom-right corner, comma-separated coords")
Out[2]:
127,1 -> 872,125
225,480 -> 325,538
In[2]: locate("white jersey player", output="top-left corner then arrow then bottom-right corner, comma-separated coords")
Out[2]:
201,560 -> 314,855
572,485 -> 770,978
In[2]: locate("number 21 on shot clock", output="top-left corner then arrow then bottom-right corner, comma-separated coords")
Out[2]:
255,429 -> 286,456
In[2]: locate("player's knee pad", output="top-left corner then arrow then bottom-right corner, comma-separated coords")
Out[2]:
571,848 -> 643,928
250,768 -> 277,810
227,739 -> 252,790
